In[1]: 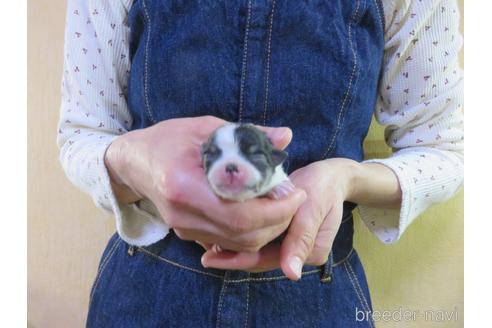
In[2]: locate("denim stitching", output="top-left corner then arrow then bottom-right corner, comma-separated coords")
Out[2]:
348,261 -> 374,328
322,0 -> 362,158
138,247 -> 326,282
244,273 -> 250,328
238,0 -> 253,123
262,0 -> 276,126
89,238 -> 122,307
347,260 -> 370,311
373,0 -> 385,32
347,260 -> 374,326
343,261 -> 371,323
343,261 -> 365,312
137,247 -> 224,279
216,274 -> 228,328
228,269 -> 321,283
141,0 -> 156,123
89,238 -> 121,303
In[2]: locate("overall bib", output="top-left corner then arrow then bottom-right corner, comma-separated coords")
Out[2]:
88,0 -> 385,327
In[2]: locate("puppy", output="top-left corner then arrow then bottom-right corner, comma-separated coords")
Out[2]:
201,123 -> 294,201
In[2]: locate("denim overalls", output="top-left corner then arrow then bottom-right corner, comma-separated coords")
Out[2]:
87,0 -> 385,327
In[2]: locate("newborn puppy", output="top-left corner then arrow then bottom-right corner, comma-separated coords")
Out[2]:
201,123 -> 294,201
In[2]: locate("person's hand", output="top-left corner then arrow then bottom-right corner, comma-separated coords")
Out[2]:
201,158 -> 360,280
104,116 -> 307,252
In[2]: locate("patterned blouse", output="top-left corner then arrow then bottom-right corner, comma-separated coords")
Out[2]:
57,0 -> 464,246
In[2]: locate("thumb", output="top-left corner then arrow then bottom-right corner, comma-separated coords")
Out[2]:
256,126 -> 293,150
279,201 -> 323,281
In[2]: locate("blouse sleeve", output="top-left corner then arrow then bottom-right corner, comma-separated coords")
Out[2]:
57,0 -> 169,246
358,0 -> 464,243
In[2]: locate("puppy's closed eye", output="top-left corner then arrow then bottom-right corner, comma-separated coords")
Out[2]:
204,144 -> 220,156
202,123 -> 290,202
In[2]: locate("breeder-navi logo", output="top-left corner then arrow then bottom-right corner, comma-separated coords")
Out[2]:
355,307 -> 459,323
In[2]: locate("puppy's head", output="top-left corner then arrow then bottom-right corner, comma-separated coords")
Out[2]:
201,124 -> 287,201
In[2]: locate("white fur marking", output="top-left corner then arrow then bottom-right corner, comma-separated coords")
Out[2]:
206,124 -> 289,201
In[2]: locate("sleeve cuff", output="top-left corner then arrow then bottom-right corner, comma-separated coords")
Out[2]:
94,139 -> 170,246
358,148 -> 463,244
358,158 -> 412,244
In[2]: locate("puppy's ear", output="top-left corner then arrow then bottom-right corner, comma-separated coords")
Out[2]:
271,149 -> 288,167
200,141 -> 213,172
200,141 -> 209,156
201,135 -> 214,157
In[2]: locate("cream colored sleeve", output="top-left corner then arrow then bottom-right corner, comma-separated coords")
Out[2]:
57,0 -> 169,246
358,0 -> 464,243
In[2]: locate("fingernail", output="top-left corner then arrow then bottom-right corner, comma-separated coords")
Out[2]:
270,190 -> 281,200
201,256 -> 209,268
288,256 -> 303,280
276,187 -> 288,198
271,127 -> 289,141
271,187 -> 290,199
284,183 -> 295,193
285,180 -> 295,189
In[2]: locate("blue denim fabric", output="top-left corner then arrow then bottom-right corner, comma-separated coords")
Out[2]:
88,0 -> 385,326
88,229 -> 374,328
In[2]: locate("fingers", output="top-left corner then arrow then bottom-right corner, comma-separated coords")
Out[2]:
267,180 -> 296,200
227,219 -> 291,252
157,199 -> 253,251
163,169 -> 305,251
173,169 -> 307,232
255,126 -> 293,150
195,241 -> 213,250
191,116 -> 228,139
279,199 -> 324,281
201,243 -> 281,272
222,189 -> 307,231
305,205 -> 342,265
176,225 -> 285,252
175,215 -> 290,253
163,166 -> 225,217
166,198 -> 291,252
175,227 -> 253,251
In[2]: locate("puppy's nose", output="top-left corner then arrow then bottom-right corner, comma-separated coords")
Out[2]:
225,163 -> 239,173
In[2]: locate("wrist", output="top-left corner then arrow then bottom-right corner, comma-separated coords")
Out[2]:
319,158 -> 362,202
340,159 -> 363,202
104,135 -> 142,204
345,161 -> 402,207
